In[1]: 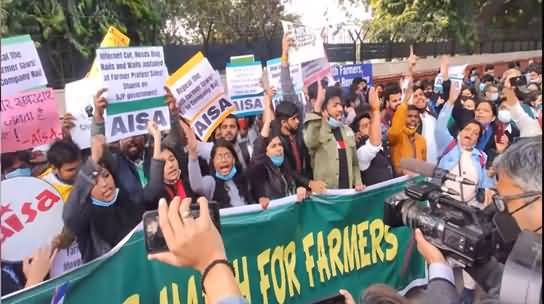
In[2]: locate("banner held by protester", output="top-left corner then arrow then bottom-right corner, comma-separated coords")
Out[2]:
64,78 -> 100,149
96,46 -> 170,142
337,64 -> 373,88
166,52 -> 235,141
301,57 -> 332,87
2,178 -> 426,304
281,21 -> 326,65
226,57 -> 264,117
1,88 -> 62,153
1,35 -> 48,97
1,177 -> 64,261
266,57 -> 305,108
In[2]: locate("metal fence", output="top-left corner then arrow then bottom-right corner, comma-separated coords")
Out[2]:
39,38 -> 542,88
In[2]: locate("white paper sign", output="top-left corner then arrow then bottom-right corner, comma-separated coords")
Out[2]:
1,35 -> 48,97
1,177 -> 64,261
281,21 -> 326,65
96,46 -> 168,103
166,52 -> 234,141
50,241 -> 83,278
64,78 -> 100,149
266,58 -> 305,108
226,61 -> 264,116
434,64 -> 468,93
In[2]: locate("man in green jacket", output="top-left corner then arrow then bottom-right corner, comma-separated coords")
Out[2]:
303,82 -> 365,191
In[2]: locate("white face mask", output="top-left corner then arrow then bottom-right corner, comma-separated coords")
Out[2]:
498,110 -> 512,123
489,93 -> 499,101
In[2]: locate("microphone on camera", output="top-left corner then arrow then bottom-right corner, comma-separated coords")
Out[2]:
400,159 -> 477,186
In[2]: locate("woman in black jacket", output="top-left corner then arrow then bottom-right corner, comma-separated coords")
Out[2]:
248,87 -> 307,209
63,122 -> 164,262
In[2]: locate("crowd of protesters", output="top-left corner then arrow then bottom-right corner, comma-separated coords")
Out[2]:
1,33 -> 542,304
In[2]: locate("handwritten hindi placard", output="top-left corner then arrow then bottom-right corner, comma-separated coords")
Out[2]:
1,35 -> 48,97
1,88 -> 62,153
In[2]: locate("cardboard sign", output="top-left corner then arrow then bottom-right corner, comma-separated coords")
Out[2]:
301,57 -> 332,87
434,64 -> 468,94
337,64 -> 373,88
166,52 -> 235,141
1,177 -> 64,261
1,35 -> 48,97
266,57 -> 305,108
226,60 -> 264,117
1,88 -> 62,153
96,46 -> 170,142
64,78 -> 100,149
281,21 -> 326,65
50,242 -> 83,278
87,26 -> 130,79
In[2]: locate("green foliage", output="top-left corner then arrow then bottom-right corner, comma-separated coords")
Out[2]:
3,0 -> 161,86
363,0 -> 542,48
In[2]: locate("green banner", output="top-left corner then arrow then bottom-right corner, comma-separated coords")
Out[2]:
3,178 -> 426,304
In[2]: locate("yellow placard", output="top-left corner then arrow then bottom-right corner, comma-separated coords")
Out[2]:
86,26 -> 130,78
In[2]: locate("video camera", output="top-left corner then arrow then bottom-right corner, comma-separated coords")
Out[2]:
383,160 -> 521,268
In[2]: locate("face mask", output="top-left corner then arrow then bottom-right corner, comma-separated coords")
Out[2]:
327,117 -> 343,129
269,155 -> 284,167
433,84 -> 443,94
215,166 -> 237,181
498,110 -> 512,123
5,167 -> 32,179
470,76 -> 478,83
489,93 -> 499,101
91,188 -> 120,207
479,83 -> 486,92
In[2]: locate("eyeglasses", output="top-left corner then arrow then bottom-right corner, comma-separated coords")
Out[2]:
215,153 -> 233,161
491,190 -> 542,213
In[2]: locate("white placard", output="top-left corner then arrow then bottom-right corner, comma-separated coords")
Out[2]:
1,177 -> 64,261
96,46 -> 168,103
64,78 -> 100,149
281,21 -> 326,65
1,35 -> 48,97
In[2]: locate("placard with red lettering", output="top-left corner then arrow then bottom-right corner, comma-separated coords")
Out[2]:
1,177 -> 64,261
1,88 -> 62,153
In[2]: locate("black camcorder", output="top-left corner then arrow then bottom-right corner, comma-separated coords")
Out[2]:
384,180 -> 521,268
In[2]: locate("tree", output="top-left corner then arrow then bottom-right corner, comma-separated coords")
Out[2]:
4,0 -> 161,87
358,0 -> 542,48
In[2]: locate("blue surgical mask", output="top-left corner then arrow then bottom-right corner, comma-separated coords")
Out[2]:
91,188 -> 120,207
269,155 -> 284,167
434,83 -> 443,94
479,83 -> 486,92
215,166 -> 237,181
327,117 -> 343,129
5,168 -> 32,179
489,93 -> 499,101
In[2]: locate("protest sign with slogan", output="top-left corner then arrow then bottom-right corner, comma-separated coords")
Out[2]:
434,64 -> 468,94
301,57 -> 332,87
1,177 -> 64,261
50,242 -> 83,279
226,57 -> 264,117
1,35 -> 47,97
64,78 -> 100,149
96,46 -> 170,142
281,21 -> 326,65
2,177 -> 427,304
266,57 -> 305,108
1,88 -> 62,153
166,52 -> 235,141
87,26 -> 130,79
338,64 -> 373,88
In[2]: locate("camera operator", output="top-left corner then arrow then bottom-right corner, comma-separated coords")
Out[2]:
416,137 -> 542,304
148,196 -> 245,304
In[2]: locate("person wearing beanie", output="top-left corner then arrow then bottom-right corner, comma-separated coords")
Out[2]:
303,82 -> 364,191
